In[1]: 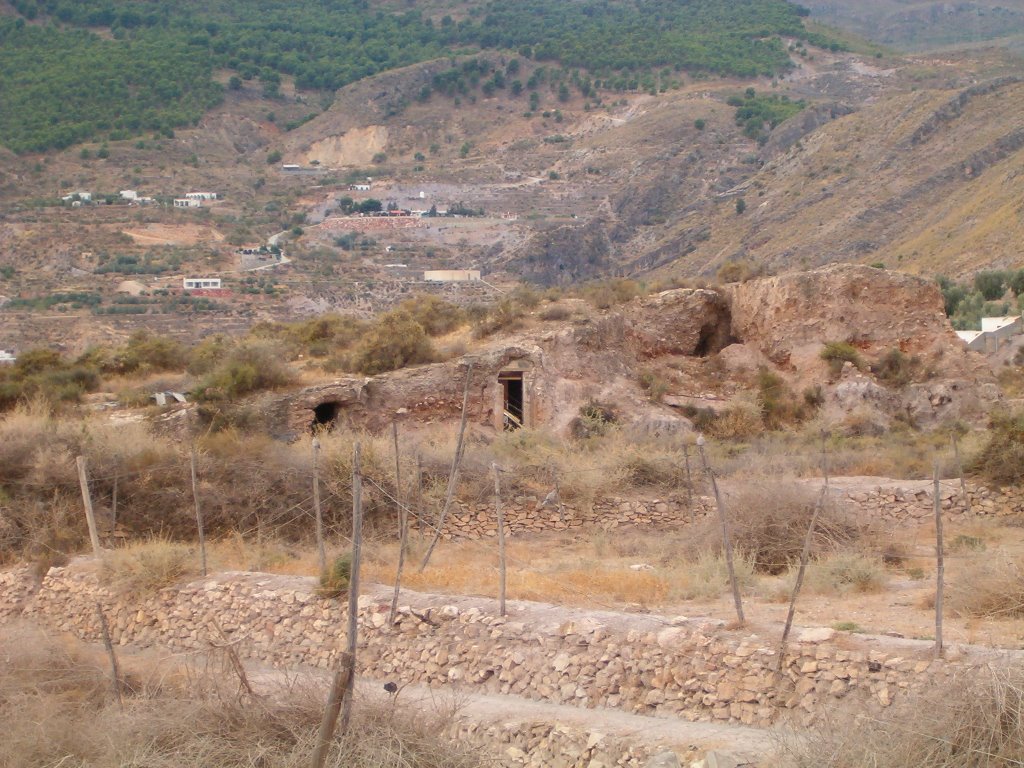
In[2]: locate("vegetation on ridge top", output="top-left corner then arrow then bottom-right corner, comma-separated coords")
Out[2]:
0,0 -> 836,152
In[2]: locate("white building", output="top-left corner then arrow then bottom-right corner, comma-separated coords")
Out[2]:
61,191 -> 92,203
351,183 -> 371,191
183,277 -> 222,290
119,190 -> 138,201
424,269 -> 482,283
185,192 -> 218,201
282,164 -> 301,171
0,349 -> 15,365
957,315 -> 1023,353
173,198 -> 201,208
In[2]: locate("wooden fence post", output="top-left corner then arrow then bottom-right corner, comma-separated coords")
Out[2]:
951,433 -> 971,516
76,456 -> 102,559
339,442 -> 363,734
420,363 -> 472,571
551,468 -> 566,524
95,603 -> 123,710
697,437 -> 744,625
389,424 -> 408,625
111,457 -> 119,540
310,651 -> 354,768
312,437 -> 326,575
682,443 -> 695,526
493,463 -> 507,617
934,459 -> 945,659
190,445 -> 207,577
776,437 -> 829,671
416,453 -> 424,537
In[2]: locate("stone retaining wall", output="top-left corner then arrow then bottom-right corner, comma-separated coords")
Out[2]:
1,562 -> 998,731
440,479 -> 1024,540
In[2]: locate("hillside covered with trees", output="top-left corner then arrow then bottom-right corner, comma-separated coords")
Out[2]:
0,0 -> 834,153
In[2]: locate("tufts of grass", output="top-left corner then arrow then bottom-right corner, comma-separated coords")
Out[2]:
947,553 -> 1024,618
100,538 -> 200,594
0,624 -> 483,768
783,663 -> 1024,767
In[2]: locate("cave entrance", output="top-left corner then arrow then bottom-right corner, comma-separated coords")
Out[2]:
311,401 -> 344,432
499,371 -> 524,431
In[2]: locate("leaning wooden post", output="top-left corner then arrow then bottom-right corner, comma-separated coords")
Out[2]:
95,603 -> 123,710
493,463 -> 507,617
76,456 -> 102,559
339,442 -> 363,734
697,436 -> 744,625
420,362 -> 472,571
111,457 -> 119,540
934,459 -> 945,659
310,651 -> 354,768
552,468 -> 566,524
951,433 -> 972,516
312,437 -> 326,575
777,436 -> 830,671
682,443 -> 695,525
388,424 -> 409,625
416,453 -> 425,537
190,445 -> 207,577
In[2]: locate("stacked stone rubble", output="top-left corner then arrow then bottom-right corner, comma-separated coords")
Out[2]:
0,564 -> 982,730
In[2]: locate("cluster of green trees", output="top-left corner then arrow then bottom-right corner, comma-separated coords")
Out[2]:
938,270 -> 1024,330
727,88 -> 805,142
0,17 -> 221,153
3,0 -> 835,152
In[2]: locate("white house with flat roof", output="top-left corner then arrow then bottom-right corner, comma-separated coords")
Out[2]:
957,315 -> 1022,353
183,277 -> 222,290
424,269 -> 481,282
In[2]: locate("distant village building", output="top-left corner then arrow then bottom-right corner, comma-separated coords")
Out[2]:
183,277 -> 222,291
282,164 -> 301,171
173,198 -> 202,208
350,183 -> 371,191
119,190 -> 138,201
424,269 -> 482,283
957,315 -> 1023,353
61,191 -> 91,203
185,192 -> 218,201
0,349 -> 15,365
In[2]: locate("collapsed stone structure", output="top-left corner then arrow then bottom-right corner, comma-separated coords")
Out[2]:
269,265 -> 998,439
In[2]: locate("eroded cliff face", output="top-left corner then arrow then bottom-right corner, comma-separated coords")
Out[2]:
723,264 -> 1000,427
268,266 -> 999,439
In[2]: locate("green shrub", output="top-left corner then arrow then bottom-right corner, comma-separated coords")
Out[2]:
392,295 -> 465,336
968,410 -> 1024,486
352,311 -> 435,374
639,369 -> 670,403
0,348 -> 100,411
318,552 -> 352,598
757,367 -> 809,428
472,299 -> 524,339
578,278 -> 642,309
196,341 -> 293,400
820,341 -> 863,376
872,348 -> 922,388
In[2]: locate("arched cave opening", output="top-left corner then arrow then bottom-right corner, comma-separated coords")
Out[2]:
694,323 -> 718,357
311,401 -> 344,432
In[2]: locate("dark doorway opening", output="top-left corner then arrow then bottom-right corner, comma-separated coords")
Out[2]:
499,372 -> 524,431
312,401 -> 343,432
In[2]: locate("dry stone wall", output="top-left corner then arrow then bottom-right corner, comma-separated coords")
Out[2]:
0,562 -> 998,731
440,479 -> 1024,540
